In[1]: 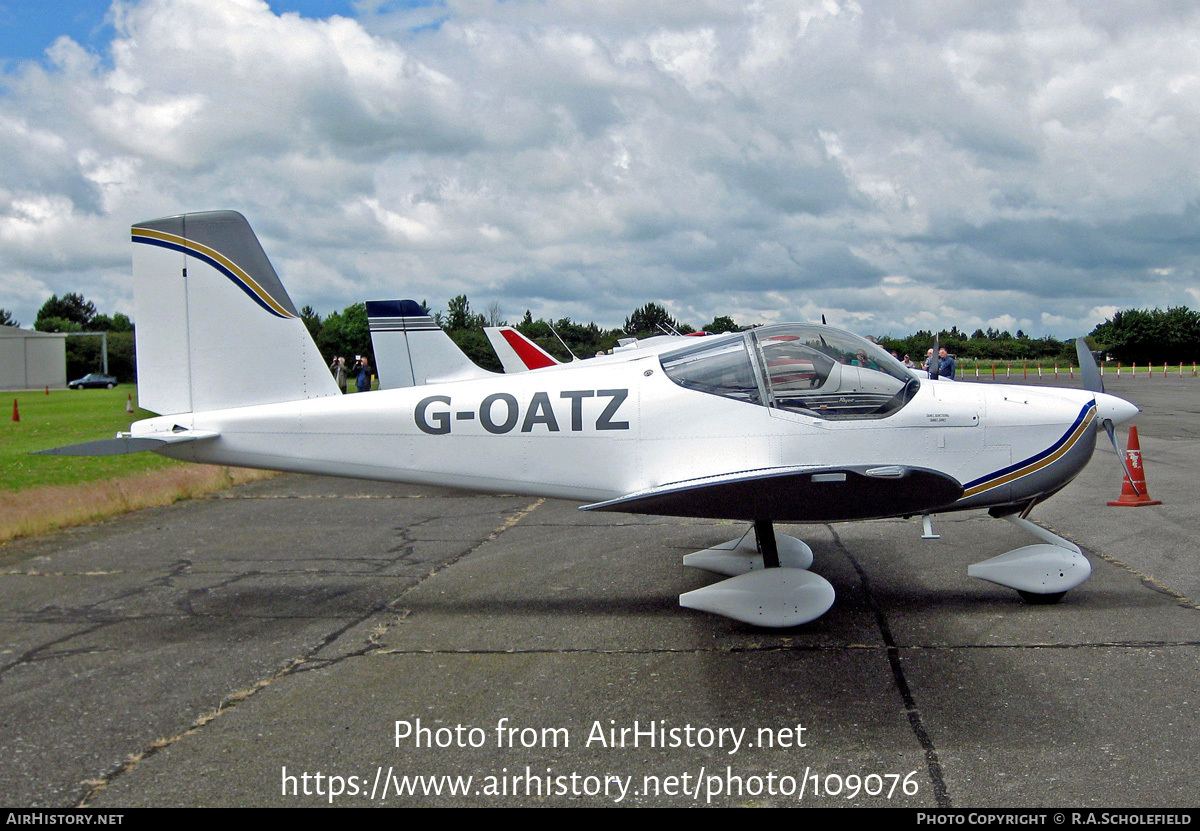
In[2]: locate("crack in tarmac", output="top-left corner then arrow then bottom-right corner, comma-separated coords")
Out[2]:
72,497 -> 545,808
830,524 -> 953,810
368,641 -> 1200,655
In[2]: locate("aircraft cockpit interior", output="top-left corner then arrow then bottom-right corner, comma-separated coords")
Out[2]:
661,324 -> 918,419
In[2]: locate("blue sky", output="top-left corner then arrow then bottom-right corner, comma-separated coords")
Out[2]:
0,1 -> 358,61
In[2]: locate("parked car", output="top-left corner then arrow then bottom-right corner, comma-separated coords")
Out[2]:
68,373 -> 118,389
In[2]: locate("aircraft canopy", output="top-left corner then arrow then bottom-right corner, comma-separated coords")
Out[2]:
660,324 -> 918,420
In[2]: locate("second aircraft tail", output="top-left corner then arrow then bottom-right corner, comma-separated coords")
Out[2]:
367,300 -> 496,389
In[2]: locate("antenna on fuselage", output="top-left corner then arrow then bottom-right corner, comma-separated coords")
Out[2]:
546,321 -> 579,362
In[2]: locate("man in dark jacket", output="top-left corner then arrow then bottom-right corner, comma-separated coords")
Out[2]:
938,348 -> 956,380
355,356 -> 373,393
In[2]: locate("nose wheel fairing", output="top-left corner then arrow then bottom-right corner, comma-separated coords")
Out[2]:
967,514 -> 1091,599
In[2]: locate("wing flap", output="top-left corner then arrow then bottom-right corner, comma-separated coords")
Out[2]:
581,465 -> 963,522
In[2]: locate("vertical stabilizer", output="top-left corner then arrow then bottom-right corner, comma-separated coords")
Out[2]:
132,211 -> 339,415
484,326 -> 560,373
367,300 -> 495,388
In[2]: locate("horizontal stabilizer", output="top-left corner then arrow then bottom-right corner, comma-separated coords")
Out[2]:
582,465 -> 963,522
35,430 -> 219,456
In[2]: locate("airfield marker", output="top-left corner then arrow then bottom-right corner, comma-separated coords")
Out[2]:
11,399 -> 18,422
1108,427 -> 1162,507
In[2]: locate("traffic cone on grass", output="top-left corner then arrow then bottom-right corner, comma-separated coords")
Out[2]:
126,394 -> 134,413
1108,426 -> 1162,507
11,398 -> 18,422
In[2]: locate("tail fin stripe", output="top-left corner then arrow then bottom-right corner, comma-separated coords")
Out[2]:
499,328 -> 557,369
132,228 -> 296,319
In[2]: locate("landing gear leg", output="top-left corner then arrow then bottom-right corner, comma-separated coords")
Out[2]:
682,521 -> 812,576
755,518 -> 780,569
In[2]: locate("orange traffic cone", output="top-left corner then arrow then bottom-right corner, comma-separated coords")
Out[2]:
126,394 -> 134,413
1108,426 -> 1162,507
11,398 -> 18,422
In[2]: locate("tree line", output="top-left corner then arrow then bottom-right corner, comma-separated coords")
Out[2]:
300,297 -> 1200,369
5,295 -> 1197,383
299,297 -> 737,373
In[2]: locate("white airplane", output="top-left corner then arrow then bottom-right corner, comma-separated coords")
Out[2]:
40,211 -> 1141,628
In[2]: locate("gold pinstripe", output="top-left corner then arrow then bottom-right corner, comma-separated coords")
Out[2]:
132,227 -> 296,319
961,408 -> 1095,499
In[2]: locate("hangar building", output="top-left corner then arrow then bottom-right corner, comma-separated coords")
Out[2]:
0,327 -> 67,390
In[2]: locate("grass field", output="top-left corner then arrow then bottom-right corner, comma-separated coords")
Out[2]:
0,386 -> 273,542
1,386 -> 182,492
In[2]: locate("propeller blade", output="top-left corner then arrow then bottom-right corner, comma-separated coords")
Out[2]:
1104,418 -> 1141,496
1076,337 -> 1104,394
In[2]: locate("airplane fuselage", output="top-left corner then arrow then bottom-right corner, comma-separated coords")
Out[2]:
134,353 -> 1107,519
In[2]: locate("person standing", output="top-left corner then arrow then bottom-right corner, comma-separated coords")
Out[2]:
355,356 -> 373,393
330,356 -> 348,394
938,348 -> 956,380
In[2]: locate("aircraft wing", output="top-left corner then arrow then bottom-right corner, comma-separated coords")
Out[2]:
581,464 -> 963,522
34,430 -> 220,456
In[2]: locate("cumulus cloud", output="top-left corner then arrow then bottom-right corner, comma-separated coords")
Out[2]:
0,0 -> 1198,336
